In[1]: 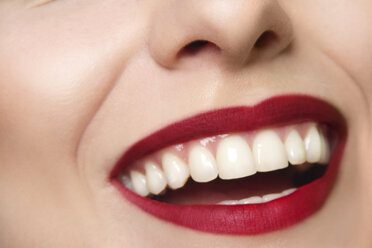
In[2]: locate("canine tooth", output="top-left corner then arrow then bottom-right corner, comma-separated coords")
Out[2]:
262,193 -> 282,202
145,161 -> 167,194
304,125 -> 322,163
239,196 -> 263,204
285,129 -> 306,165
216,135 -> 257,180
282,188 -> 296,196
162,153 -> 189,189
253,130 -> 288,172
120,174 -> 133,191
188,146 -> 218,183
319,132 -> 331,164
130,171 -> 149,197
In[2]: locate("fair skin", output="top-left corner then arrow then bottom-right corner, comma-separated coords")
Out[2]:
0,0 -> 372,247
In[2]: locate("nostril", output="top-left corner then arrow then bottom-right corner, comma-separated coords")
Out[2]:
254,31 -> 278,49
184,40 -> 209,54
178,40 -> 219,57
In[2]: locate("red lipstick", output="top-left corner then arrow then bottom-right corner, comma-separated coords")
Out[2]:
111,95 -> 347,235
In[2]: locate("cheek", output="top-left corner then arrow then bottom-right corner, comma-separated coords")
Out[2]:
0,2 -> 144,159
0,42 -> 112,159
285,0 -> 372,99
282,0 -> 372,226
0,3 -> 144,245
303,0 -> 372,232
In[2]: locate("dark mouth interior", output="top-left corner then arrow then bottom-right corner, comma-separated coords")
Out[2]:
149,163 -> 327,205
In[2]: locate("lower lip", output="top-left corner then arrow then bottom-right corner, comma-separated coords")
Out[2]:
111,95 -> 347,235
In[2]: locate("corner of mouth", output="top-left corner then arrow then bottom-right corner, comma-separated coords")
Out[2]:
110,94 -> 348,235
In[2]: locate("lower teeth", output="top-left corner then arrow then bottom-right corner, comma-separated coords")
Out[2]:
217,188 -> 296,205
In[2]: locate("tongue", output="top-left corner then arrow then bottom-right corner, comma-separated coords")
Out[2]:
151,164 -> 326,205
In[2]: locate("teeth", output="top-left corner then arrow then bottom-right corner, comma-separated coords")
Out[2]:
121,122 -> 332,198
239,196 -> 263,204
285,129 -> 306,165
319,132 -> 331,164
304,125 -> 322,163
188,145 -> 218,182
253,130 -> 288,172
162,153 -> 190,189
282,188 -> 297,196
120,174 -> 133,191
216,135 -> 257,180
145,161 -> 167,194
262,193 -> 282,202
218,200 -> 239,205
218,188 -> 297,205
130,171 -> 149,197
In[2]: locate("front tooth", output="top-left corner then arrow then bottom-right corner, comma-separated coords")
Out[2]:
285,129 -> 306,165
145,161 -> 167,194
188,145 -> 218,182
239,196 -> 263,204
319,132 -> 331,164
262,193 -> 282,202
216,135 -> 257,180
162,153 -> 190,189
130,171 -> 149,197
253,130 -> 288,172
304,125 -> 322,163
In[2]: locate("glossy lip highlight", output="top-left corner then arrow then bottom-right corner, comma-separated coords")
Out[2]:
110,94 -> 347,235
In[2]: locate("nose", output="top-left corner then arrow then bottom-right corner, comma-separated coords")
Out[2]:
148,0 -> 293,69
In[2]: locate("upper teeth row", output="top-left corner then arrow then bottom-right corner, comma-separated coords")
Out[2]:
121,123 -> 330,197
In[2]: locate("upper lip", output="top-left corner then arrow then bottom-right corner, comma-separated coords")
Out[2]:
111,94 -> 347,235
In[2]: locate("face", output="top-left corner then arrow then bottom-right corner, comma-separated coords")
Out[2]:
1,0 -> 372,247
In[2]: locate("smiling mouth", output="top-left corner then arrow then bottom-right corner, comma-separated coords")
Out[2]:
110,95 -> 347,235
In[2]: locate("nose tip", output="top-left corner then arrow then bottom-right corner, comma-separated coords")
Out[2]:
148,0 -> 293,69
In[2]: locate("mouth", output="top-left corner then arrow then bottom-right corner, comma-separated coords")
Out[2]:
110,95 -> 347,235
